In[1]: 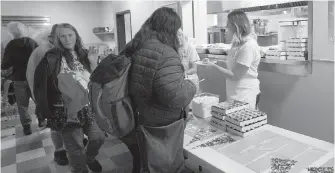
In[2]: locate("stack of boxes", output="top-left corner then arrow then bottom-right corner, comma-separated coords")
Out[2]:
265,50 -> 287,60
210,100 -> 249,130
225,108 -> 268,137
286,38 -> 308,61
264,37 -> 308,61
210,100 -> 268,137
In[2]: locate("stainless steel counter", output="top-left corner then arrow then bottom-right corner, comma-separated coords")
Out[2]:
198,54 -> 312,76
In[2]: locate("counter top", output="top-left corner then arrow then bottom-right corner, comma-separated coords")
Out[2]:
197,53 -> 311,76
183,116 -> 334,173
198,53 -> 308,65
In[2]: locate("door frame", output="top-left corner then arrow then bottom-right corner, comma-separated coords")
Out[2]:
116,10 -> 132,54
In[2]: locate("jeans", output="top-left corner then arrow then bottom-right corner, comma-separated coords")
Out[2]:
13,81 -> 32,127
51,130 -> 65,151
62,120 -> 105,173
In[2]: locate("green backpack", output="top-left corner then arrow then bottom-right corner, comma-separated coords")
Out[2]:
88,54 -> 135,138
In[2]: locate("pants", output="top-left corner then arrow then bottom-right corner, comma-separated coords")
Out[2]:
13,81 -> 32,127
62,120 -> 105,173
120,131 -> 141,173
51,130 -> 65,151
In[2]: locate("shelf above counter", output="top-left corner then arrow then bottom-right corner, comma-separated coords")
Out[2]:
198,53 -> 311,76
94,32 -> 114,36
93,32 -> 115,41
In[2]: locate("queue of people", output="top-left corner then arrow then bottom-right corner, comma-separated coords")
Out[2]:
1,7 -> 260,173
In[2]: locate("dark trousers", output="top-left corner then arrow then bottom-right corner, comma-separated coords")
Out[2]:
13,81 -> 32,127
120,131 -> 141,173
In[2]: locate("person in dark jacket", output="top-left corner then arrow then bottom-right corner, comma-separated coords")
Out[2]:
121,7 -> 197,173
34,23 -> 105,173
2,22 -> 38,135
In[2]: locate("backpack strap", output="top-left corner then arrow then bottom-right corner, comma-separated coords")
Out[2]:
95,86 -> 104,122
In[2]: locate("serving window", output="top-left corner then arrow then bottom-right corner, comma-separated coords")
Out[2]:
201,1 -> 313,76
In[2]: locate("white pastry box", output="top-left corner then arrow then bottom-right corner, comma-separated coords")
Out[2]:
192,93 -> 219,119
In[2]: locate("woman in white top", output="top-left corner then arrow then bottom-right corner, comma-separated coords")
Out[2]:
177,29 -> 200,93
177,29 -> 200,75
208,10 -> 261,109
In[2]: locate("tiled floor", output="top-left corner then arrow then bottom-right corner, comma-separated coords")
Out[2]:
1,101 -> 132,173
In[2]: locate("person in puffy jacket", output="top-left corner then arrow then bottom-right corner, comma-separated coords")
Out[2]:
120,7 -> 197,173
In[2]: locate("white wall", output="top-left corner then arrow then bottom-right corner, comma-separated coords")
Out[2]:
101,1 -> 170,51
1,1 -> 104,45
181,1 -> 194,38
101,0 -> 208,50
313,1 -> 334,60
207,14 -> 218,27
101,1 -> 170,40
193,0 -> 208,45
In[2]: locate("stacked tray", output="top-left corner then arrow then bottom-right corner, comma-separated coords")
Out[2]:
211,100 -> 249,115
208,48 -> 226,55
207,43 -> 231,55
225,108 -> 268,137
196,47 -> 209,54
210,100 -> 249,131
265,50 -> 287,60
285,38 -> 308,61
210,115 -> 226,130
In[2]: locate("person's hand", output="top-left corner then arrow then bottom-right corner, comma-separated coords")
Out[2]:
88,50 -> 99,61
186,70 -> 195,75
88,49 -> 99,70
206,60 -> 217,67
202,60 -> 216,69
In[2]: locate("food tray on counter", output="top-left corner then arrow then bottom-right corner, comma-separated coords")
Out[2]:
196,47 -> 209,54
225,119 -> 268,133
192,93 -> 219,119
211,100 -> 249,115
225,108 -> 267,127
208,48 -> 227,55
211,111 -> 226,120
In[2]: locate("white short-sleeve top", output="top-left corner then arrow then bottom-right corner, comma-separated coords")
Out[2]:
226,36 -> 261,108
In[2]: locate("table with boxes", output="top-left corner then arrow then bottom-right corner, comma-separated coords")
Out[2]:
183,93 -> 334,173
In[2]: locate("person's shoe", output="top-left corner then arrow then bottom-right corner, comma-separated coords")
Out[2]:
83,138 -> 88,147
38,119 -> 47,128
54,150 -> 69,166
23,125 -> 32,135
87,159 -> 102,173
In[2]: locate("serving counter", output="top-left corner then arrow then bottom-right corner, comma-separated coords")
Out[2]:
197,54 -> 311,77
183,116 -> 334,173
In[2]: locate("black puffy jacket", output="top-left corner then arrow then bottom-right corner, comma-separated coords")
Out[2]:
128,36 -> 196,126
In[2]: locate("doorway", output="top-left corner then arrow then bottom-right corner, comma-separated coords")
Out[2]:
116,10 -> 132,54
